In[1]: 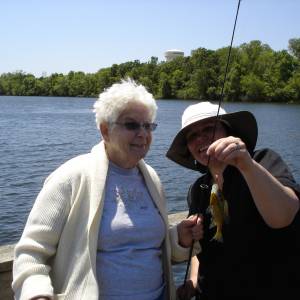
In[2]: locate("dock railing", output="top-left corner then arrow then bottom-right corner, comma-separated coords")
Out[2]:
0,211 -> 188,300
0,244 -> 14,300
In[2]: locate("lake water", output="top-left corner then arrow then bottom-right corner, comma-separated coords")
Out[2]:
1,96 -> 300,285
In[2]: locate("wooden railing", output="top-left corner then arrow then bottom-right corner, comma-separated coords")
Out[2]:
0,211 -> 188,300
0,244 -> 14,300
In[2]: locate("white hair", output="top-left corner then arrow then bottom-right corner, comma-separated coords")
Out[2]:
93,78 -> 157,129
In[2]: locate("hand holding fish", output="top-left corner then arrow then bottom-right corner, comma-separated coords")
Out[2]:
207,136 -> 253,174
208,136 -> 299,228
177,214 -> 203,248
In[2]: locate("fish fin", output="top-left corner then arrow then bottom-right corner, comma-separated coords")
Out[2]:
211,227 -> 223,242
209,220 -> 216,229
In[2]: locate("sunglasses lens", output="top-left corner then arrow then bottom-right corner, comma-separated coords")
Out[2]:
124,122 -> 140,130
121,122 -> 157,131
142,123 -> 157,131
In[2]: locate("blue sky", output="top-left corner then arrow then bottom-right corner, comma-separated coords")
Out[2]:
1,0 -> 299,77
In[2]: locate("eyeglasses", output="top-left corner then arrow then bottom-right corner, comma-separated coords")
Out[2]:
113,121 -> 158,132
186,122 -> 225,143
186,125 -> 215,143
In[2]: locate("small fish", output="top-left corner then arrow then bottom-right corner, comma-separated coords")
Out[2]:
209,183 -> 229,242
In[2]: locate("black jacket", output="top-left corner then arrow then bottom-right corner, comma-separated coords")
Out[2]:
187,148 -> 300,300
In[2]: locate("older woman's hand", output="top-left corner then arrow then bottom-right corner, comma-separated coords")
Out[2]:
177,214 -> 203,248
177,279 -> 200,300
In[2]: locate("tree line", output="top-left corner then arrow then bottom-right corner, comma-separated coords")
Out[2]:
1,39 -> 300,103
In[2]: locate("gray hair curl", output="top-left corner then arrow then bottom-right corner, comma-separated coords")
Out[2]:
93,78 -> 157,129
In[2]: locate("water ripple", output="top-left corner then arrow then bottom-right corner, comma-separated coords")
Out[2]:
1,97 -> 300,251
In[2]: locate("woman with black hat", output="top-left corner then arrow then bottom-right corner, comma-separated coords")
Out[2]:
167,101 -> 300,300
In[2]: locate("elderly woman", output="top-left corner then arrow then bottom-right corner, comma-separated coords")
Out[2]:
12,79 -> 202,300
167,101 -> 300,300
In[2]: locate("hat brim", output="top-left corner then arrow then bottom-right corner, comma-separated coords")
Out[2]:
166,111 -> 258,172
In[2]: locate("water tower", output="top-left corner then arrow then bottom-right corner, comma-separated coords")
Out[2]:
164,49 -> 184,62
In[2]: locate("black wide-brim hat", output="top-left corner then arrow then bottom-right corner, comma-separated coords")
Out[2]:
166,102 -> 258,172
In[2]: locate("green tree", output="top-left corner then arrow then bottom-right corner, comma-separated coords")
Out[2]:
0,39 -> 299,103
288,38 -> 300,60
241,73 -> 267,101
157,72 -> 172,99
284,71 -> 300,101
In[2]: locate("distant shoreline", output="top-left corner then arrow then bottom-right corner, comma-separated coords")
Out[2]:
1,40 -> 299,103
0,95 -> 299,104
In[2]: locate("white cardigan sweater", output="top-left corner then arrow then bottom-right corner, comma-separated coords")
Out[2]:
12,142 -> 193,300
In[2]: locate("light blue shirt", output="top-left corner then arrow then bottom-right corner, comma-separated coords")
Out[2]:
96,162 -> 165,300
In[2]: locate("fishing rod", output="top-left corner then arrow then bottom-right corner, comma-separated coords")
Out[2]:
182,0 -> 242,291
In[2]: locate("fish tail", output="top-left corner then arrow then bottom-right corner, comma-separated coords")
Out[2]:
211,226 -> 223,242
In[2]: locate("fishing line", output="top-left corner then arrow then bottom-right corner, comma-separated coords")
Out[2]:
208,0 -> 242,163
182,0 -> 242,290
